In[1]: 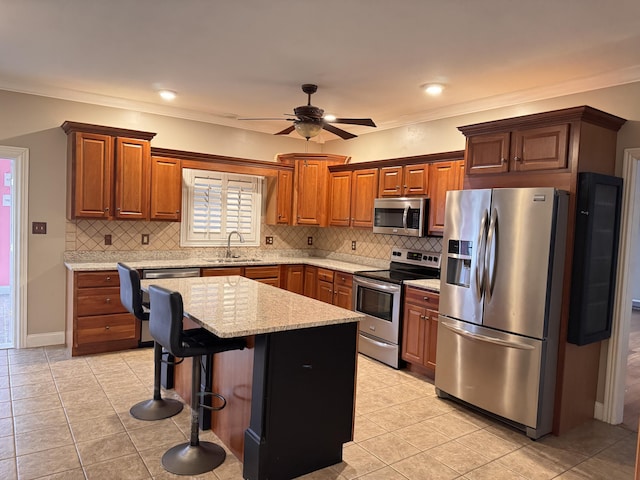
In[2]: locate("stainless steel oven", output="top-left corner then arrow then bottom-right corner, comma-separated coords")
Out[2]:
354,248 -> 441,369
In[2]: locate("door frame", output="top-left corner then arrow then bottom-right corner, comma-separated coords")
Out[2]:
0,146 -> 29,349
602,147 -> 640,423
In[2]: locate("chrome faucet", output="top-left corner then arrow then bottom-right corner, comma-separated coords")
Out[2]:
226,230 -> 244,258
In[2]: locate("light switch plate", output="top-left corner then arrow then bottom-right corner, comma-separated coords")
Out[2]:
141,234 -> 150,245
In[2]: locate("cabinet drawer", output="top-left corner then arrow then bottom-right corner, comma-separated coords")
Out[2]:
244,265 -> 280,280
76,287 -> 127,316
76,313 -> 137,344
201,267 -> 244,277
334,272 -> 352,288
76,271 -> 120,288
317,268 -> 334,283
405,287 -> 439,309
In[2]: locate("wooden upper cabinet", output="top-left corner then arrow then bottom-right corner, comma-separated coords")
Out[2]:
62,121 -> 156,221
428,160 -> 464,235
512,124 -> 569,172
114,138 -> 151,220
276,169 -> 293,224
328,170 -> 352,227
150,156 -> 182,221
465,132 -> 510,175
350,168 -> 378,228
378,164 -> 427,197
68,132 -> 114,219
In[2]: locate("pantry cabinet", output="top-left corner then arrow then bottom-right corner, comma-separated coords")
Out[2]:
378,164 -> 428,197
402,286 -> 439,374
328,168 -> 378,228
62,121 -> 156,221
150,156 -> 182,221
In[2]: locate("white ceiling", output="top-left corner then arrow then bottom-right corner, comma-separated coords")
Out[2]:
2,0 -> 640,141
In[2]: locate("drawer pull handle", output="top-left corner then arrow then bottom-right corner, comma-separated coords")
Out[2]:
423,297 -> 430,301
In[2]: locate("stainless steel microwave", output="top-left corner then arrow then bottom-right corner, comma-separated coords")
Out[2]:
373,197 -> 429,237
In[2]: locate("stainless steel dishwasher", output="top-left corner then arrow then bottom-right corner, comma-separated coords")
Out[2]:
141,267 -> 201,344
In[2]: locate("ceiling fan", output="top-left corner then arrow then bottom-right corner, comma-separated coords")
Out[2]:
239,84 -> 376,140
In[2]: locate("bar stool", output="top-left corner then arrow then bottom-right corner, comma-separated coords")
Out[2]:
117,263 -> 183,421
148,284 -> 246,475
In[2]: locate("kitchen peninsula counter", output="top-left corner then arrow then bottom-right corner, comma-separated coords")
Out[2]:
140,275 -> 365,480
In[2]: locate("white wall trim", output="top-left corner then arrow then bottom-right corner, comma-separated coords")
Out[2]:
25,331 -> 65,348
0,146 -> 29,350
602,147 -> 640,424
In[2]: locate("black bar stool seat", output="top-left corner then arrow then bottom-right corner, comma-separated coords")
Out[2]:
148,284 -> 246,476
117,263 -> 183,421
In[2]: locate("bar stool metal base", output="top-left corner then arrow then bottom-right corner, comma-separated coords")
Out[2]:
129,398 -> 183,421
161,441 -> 226,475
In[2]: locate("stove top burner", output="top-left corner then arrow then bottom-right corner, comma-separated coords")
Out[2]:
354,247 -> 441,285
354,268 -> 439,285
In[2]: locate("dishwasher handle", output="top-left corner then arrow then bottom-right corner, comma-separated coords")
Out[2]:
142,268 -> 201,279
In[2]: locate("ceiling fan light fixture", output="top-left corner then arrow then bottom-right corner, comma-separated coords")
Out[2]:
423,83 -> 444,96
294,121 -> 323,139
323,114 -> 336,122
158,89 -> 177,101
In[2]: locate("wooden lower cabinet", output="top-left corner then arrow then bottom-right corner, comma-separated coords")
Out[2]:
316,268 -> 353,309
282,264 -> 304,294
201,267 -> 245,277
244,265 -> 280,287
68,270 -> 139,356
401,286 -> 439,375
304,266 -> 318,299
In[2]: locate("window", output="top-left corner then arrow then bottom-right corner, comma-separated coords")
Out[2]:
181,168 -> 262,247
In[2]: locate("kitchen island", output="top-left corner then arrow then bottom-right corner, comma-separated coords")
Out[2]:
140,275 -> 365,480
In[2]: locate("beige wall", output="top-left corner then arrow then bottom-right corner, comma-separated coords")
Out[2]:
2,81 -> 640,341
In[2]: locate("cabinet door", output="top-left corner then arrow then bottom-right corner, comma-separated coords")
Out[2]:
303,266 -> 317,299
201,267 -> 244,277
425,310 -> 439,370
428,161 -> 461,235
71,132 -> 114,218
401,302 -> 426,365
114,137 -> 151,220
277,170 -> 293,224
284,265 -> 304,295
150,156 -> 182,221
466,133 -> 511,175
511,124 -> 569,172
378,166 -> 403,197
404,164 -> 428,196
295,160 -> 327,225
334,285 -> 353,310
317,280 -> 334,304
351,168 -> 379,228
328,171 -> 352,227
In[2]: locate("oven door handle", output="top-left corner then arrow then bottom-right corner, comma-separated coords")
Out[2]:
354,277 -> 401,293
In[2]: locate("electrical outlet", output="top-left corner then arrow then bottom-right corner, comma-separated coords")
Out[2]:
351,240 -> 357,250
32,222 -> 47,234
141,234 -> 150,245
265,236 -> 273,245
104,234 -> 112,246
307,236 -> 313,246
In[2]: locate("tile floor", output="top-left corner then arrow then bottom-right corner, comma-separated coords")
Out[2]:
0,346 -> 637,480
0,293 -> 12,348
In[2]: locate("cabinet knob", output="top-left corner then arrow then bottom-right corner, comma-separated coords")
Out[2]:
115,208 -> 121,211
105,298 -> 111,303
106,276 -> 111,281
395,185 -> 400,190
104,208 -> 109,212
514,156 -> 522,162
423,296 -> 429,301
420,315 -> 426,320
105,325 -> 110,330
500,158 -> 506,165
404,185 -> 408,189
176,210 -> 180,214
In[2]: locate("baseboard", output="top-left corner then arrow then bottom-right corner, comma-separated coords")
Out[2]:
594,401 -> 605,422
633,299 -> 640,310
25,331 -> 65,348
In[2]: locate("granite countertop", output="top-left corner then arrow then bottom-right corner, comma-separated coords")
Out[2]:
64,256 -> 382,275
140,276 -> 366,338
403,278 -> 441,292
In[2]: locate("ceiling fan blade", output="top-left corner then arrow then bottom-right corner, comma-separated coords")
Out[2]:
322,123 -> 357,140
238,117 -> 293,121
329,118 -> 377,127
274,125 -> 296,136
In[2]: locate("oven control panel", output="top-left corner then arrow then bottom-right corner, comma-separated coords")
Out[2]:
390,248 -> 441,268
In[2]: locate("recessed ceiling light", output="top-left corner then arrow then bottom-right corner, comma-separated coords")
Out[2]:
158,89 -> 177,101
423,84 -> 444,96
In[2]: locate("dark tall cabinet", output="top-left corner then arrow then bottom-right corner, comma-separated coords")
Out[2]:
568,172 -> 623,345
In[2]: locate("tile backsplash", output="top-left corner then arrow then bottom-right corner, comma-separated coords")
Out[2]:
66,219 -> 443,261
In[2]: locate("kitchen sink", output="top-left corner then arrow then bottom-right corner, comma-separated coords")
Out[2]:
206,258 -> 262,264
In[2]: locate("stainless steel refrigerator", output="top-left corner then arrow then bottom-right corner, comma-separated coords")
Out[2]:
435,187 -> 568,439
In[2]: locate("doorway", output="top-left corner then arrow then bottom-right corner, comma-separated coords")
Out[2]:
0,146 -> 29,350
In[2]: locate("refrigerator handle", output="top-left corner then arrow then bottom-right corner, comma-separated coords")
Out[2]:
484,208 -> 498,301
475,210 -> 488,300
440,321 -> 534,350
402,206 -> 409,230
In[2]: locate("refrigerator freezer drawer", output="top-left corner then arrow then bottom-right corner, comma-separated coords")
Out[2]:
435,317 -> 551,435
